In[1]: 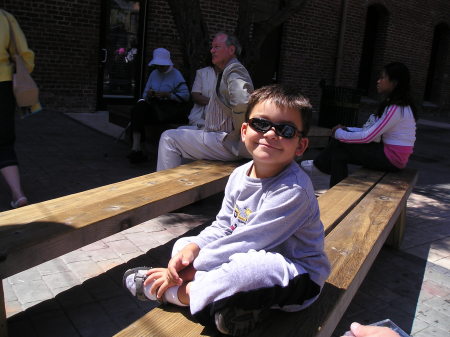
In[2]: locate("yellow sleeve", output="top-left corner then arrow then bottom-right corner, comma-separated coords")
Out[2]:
4,10 -> 35,73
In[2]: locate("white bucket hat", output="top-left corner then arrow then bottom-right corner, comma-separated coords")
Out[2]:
148,48 -> 173,66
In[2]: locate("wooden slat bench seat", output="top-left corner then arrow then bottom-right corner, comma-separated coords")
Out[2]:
0,160 -> 242,336
114,168 -> 418,337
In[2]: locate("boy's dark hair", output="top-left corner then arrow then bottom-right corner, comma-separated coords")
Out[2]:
377,62 -> 419,121
245,84 -> 312,136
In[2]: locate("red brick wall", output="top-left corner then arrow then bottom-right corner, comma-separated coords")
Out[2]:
3,0 -> 101,112
4,0 -> 450,116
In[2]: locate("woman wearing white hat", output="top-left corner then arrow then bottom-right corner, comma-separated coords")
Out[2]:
128,48 -> 190,164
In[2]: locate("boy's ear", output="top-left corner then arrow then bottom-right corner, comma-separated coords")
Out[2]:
295,137 -> 309,157
241,122 -> 248,142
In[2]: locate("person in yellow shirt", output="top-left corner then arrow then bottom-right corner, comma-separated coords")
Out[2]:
0,9 -> 34,208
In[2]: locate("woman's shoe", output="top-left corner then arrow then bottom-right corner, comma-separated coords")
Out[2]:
11,196 -> 28,209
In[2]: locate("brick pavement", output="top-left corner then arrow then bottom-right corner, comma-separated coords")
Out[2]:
1,111 -> 449,336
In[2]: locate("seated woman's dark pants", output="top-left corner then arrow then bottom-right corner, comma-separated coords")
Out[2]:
313,138 -> 400,188
0,81 -> 18,169
130,99 -> 188,135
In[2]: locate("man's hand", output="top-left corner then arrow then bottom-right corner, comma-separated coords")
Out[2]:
343,322 -> 400,337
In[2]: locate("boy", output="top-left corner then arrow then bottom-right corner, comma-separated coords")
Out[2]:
124,84 -> 330,336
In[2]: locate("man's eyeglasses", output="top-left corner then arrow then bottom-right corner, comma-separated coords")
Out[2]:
248,118 -> 303,139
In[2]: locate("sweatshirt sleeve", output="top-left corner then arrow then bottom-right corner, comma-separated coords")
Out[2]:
3,10 -> 34,73
193,179 -> 318,271
223,63 -> 253,113
188,168 -> 240,248
335,105 -> 400,143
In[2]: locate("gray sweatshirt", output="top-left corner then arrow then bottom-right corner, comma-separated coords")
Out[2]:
190,160 -> 330,287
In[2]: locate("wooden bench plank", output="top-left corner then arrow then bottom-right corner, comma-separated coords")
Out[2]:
0,160 -> 227,224
115,169 -> 417,337
0,161 -> 241,279
318,169 -> 385,234
247,168 -> 418,337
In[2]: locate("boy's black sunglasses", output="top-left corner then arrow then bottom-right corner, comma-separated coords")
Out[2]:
248,118 -> 303,139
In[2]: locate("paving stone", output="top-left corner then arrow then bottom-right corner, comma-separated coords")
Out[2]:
420,279 -> 450,298
433,256 -> 450,270
65,302 -> 119,337
99,294 -> 152,330
102,232 -> 126,242
410,317 -> 430,335
28,309 -> 79,337
42,270 -> 80,290
12,279 -> 53,304
88,247 -> 121,262
412,325 -> 449,337
123,232 -> 162,251
5,300 -> 22,318
423,263 -> 450,286
81,241 -> 109,251
150,229 -> 181,245
7,267 -> 42,285
416,305 -> 450,330
37,258 -> 71,276
50,285 -> 76,297
97,258 -> 125,272
82,274 -> 124,301
107,239 -> 140,255
66,260 -> 104,281
55,284 -> 95,309
119,251 -> 146,263
60,249 -> 92,263
7,312 -> 37,337
422,296 -> 450,317
3,280 -> 17,302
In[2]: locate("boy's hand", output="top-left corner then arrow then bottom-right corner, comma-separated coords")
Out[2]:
144,268 -> 177,300
167,243 -> 200,285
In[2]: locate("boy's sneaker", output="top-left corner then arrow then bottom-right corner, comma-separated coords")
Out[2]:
300,160 -> 329,178
214,307 -> 266,336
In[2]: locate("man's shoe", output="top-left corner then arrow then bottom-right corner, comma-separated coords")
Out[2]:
128,151 -> 147,164
214,307 -> 266,336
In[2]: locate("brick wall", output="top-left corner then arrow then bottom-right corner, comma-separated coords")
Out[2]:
4,0 -> 100,112
4,0 -> 450,117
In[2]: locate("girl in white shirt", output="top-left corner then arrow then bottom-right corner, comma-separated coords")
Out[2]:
303,62 -> 418,187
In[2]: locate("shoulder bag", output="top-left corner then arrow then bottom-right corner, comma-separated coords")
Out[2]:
3,10 -> 39,107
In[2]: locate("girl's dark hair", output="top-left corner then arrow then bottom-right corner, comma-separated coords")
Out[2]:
245,84 -> 312,136
376,62 -> 418,120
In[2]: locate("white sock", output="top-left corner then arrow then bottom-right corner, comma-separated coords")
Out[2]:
131,132 -> 142,151
164,286 -> 188,307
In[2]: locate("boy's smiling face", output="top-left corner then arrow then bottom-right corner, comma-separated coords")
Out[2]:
241,100 -> 309,178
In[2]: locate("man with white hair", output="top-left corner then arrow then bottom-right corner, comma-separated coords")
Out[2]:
156,32 -> 253,170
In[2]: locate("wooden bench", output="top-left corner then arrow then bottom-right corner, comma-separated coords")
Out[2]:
114,168 -> 418,337
0,160 -> 242,336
